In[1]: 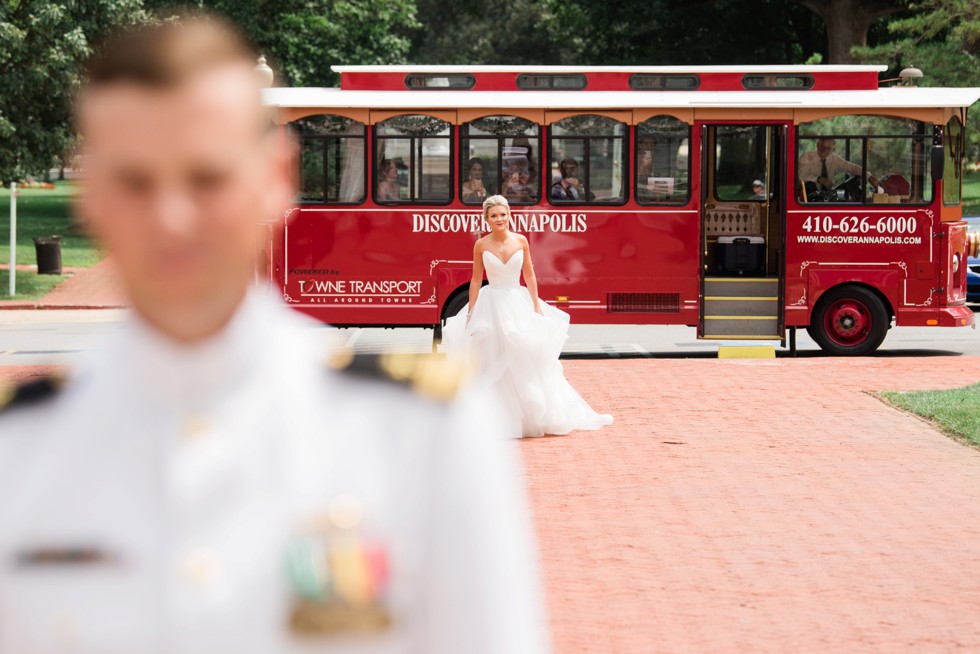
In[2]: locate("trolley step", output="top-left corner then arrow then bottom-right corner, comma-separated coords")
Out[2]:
703,277 -> 777,297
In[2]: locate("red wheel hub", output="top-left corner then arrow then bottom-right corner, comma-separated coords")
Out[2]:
825,300 -> 870,345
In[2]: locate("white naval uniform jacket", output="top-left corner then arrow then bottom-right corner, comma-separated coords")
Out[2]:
0,292 -> 550,654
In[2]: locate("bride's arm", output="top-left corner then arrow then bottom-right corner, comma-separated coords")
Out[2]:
520,236 -> 543,315
467,240 -> 485,323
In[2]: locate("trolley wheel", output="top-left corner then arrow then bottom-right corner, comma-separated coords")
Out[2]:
441,292 -> 469,326
806,285 -> 889,356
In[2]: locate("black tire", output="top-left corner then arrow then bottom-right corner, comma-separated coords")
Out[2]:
441,291 -> 469,325
807,285 -> 889,356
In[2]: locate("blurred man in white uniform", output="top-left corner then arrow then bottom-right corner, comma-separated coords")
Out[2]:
0,13 -> 549,654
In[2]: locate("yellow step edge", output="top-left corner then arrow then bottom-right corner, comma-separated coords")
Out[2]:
704,315 -> 778,320
704,296 -> 778,301
718,345 -> 776,359
702,334 -> 782,340
704,277 -> 778,282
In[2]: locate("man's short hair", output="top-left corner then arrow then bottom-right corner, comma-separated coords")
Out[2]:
560,158 -> 578,176
83,11 -> 256,90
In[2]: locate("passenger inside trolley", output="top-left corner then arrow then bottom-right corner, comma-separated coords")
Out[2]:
799,137 -> 878,200
502,159 -> 534,203
377,158 -> 401,201
462,156 -> 489,202
550,158 -> 586,201
636,136 -> 657,201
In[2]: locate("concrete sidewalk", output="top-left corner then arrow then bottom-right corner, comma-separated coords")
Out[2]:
0,259 -> 126,310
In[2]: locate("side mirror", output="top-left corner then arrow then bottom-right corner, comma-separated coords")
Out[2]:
932,145 -> 945,182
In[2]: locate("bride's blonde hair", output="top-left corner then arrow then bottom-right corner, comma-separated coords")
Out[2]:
482,194 -> 510,220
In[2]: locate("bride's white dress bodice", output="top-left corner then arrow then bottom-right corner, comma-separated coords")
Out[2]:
483,250 -> 523,289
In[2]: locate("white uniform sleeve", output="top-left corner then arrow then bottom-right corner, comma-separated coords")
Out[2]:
416,388 -> 551,654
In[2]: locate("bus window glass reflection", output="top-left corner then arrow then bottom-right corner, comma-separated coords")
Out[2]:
944,116 -> 963,206
549,114 -> 626,204
797,114 -> 933,205
290,114 -> 365,204
460,116 -> 540,205
713,125 -> 769,202
635,115 -> 690,204
375,114 -> 452,204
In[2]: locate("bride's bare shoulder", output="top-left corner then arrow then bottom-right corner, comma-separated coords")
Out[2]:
473,235 -> 488,253
516,233 -> 530,247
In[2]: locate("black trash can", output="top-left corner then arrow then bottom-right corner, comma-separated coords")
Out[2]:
33,235 -> 62,275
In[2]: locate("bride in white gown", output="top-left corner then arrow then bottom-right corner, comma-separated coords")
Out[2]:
441,195 -> 613,438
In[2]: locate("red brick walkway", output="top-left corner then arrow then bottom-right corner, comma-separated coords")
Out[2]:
0,259 -> 126,309
524,358 -> 980,653
4,357 -> 980,651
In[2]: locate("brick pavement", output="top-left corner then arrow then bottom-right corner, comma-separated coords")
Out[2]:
3,356 -> 980,651
0,259 -> 126,310
525,358 -> 980,653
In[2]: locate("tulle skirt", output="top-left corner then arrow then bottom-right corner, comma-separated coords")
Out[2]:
440,284 -> 613,438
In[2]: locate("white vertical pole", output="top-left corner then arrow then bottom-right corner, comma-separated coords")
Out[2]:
8,182 -> 15,296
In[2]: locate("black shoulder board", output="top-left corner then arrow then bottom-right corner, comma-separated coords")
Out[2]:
0,374 -> 65,414
327,349 -> 471,402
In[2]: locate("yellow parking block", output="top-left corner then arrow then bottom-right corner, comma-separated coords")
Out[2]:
717,345 -> 776,359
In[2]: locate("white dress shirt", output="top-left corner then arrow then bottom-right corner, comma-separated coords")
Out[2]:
798,149 -> 867,185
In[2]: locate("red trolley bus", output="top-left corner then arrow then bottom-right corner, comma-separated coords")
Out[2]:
261,65 -> 980,355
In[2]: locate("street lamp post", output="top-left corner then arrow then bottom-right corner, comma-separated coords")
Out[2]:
8,181 -> 16,297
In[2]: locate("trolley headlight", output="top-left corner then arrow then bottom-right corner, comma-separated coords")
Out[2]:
953,253 -> 960,273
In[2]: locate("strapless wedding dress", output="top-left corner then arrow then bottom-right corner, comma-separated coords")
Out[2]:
441,250 -> 613,438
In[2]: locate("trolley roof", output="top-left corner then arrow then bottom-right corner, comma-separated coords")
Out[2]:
263,87 -> 980,111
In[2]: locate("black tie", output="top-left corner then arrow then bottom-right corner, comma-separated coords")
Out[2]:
820,158 -> 828,182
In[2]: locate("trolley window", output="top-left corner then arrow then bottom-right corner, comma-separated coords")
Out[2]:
713,125 -> 770,202
291,114 -> 366,204
797,115 -> 933,205
629,74 -> 699,90
405,74 -> 475,89
460,116 -> 540,205
635,115 -> 691,204
549,115 -> 626,205
944,116 -> 963,206
743,75 -> 814,90
517,74 -> 587,90
374,115 -> 452,204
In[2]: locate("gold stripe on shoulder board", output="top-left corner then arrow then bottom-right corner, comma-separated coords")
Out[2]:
327,349 -> 473,402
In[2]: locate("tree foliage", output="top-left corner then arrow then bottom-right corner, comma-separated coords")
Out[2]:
148,0 -> 419,87
0,0 -> 146,182
794,0 -> 907,63
855,0 -> 980,156
410,0 -> 828,66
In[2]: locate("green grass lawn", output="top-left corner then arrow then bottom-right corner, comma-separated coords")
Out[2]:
0,269 -> 65,300
0,182 -> 102,269
963,170 -> 980,215
880,384 -> 980,448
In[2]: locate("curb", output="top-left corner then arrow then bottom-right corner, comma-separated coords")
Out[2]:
0,304 -> 127,311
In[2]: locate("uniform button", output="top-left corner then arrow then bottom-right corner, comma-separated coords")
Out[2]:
183,547 -> 222,587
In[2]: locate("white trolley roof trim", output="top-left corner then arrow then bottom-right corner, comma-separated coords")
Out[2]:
263,87 -> 980,111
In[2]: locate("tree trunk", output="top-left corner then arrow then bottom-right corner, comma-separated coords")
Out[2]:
797,0 -> 905,64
